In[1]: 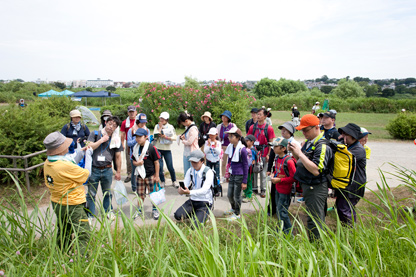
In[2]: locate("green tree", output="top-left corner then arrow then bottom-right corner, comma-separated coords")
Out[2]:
106,86 -> 116,92
381,88 -> 395,98
254,78 -> 306,98
320,85 -> 334,94
85,87 -> 93,92
332,79 -> 365,98
184,76 -> 200,90
54,82 -> 66,90
15,78 -> 24,82
364,84 -> 379,97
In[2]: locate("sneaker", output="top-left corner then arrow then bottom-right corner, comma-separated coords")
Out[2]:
152,209 -> 160,220
130,190 -> 137,195
242,197 -> 252,203
107,212 -> 116,221
160,182 -> 165,187
223,209 -> 235,216
133,209 -> 142,220
252,189 -> 259,195
88,217 -> 93,226
124,176 -> 131,183
260,191 -> 266,198
172,182 -> 179,188
227,214 -> 241,221
297,197 -> 304,203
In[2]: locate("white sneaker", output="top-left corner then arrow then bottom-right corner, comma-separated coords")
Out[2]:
107,212 -> 116,221
223,209 -> 235,216
227,214 -> 241,221
88,217 -> 93,226
152,209 -> 160,220
133,209 -> 142,220
172,181 -> 178,188
160,182 -> 165,187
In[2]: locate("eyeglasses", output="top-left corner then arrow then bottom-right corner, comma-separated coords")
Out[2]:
301,126 -> 316,133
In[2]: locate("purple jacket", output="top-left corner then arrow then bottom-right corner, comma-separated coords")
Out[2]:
228,146 -> 249,184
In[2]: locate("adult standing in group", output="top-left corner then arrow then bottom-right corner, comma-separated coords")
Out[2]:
321,111 -> 341,141
99,110 -> 112,131
199,111 -> 216,148
153,112 -> 177,188
311,102 -> 320,114
178,112 -> 199,175
336,123 -> 367,226
61,110 -> 90,149
85,116 -> 123,221
120,105 -> 137,183
127,113 -> 150,193
247,108 -> 276,197
289,114 -> 333,241
245,108 -> 258,134
217,110 -> 236,182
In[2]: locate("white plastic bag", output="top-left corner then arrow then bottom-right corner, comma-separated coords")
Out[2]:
149,183 -> 166,206
114,180 -> 128,206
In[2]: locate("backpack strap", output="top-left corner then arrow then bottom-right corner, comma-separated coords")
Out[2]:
283,156 -> 295,177
252,123 -> 269,143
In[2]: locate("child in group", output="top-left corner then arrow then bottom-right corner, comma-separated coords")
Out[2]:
242,135 -> 257,203
223,127 -> 248,220
359,127 -> 371,160
270,137 -> 296,234
131,128 -> 161,220
203,127 -> 222,180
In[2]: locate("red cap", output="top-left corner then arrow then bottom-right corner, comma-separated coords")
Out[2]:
296,114 -> 320,130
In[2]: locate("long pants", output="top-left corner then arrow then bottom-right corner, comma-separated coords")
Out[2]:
268,181 -> 277,216
206,160 -> 220,176
87,167 -> 113,217
158,149 -> 176,183
301,182 -> 328,241
243,170 -> 254,199
253,157 -> 267,193
52,202 -> 90,255
336,193 -> 360,226
130,160 -> 137,192
174,199 -> 211,227
228,174 -> 243,215
221,146 -> 228,178
183,155 -> 191,176
275,191 -> 292,234
125,146 -> 132,176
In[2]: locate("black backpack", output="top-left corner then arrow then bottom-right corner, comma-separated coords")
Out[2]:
190,166 -> 223,199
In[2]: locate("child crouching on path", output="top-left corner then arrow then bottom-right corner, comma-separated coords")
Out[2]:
223,127 -> 248,220
270,137 -> 297,234
242,135 -> 257,203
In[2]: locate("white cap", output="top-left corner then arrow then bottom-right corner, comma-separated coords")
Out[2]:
207,127 -> 218,135
160,112 -> 170,120
402,108 -> 406,112
224,126 -> 239,134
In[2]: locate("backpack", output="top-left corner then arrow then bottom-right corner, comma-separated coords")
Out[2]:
252,123 -> 269,151
281,156 -> 302,202
190,166 -> 223,200
252,148 -> 263,173
325,140 -> 356,189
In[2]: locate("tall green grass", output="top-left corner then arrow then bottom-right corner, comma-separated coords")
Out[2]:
1,169 -> 415,276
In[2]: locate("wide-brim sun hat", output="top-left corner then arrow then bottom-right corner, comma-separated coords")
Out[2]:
278,122 -> 296,135
220,110 -> 232,120
338,123 -> 361,140
44,131 -> 73,156
70,110 -> 82,118
201,111 -> 212,121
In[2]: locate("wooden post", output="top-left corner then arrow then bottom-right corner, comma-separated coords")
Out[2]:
12,158 -> 18,180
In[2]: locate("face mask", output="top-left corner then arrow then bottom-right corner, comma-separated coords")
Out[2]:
103,116 -> 109,121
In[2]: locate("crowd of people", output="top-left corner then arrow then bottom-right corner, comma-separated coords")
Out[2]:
42,104 -> 372,253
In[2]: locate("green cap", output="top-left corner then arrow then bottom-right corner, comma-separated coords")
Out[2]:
268,137 -> 288,148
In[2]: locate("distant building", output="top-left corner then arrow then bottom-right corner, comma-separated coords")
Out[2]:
72,80 -> 87,88
86,78 -> 113,88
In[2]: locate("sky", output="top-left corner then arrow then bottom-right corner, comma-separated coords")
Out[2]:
1,0 -> 415,83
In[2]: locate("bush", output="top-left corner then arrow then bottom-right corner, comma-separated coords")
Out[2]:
0,97 -> 77,184
386,113 -> 416,140
138,80 -> 255,128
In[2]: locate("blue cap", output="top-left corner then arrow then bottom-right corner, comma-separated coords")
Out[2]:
136,113 -> 147,123
220,110 -> 232,120
133,128 -> 148,137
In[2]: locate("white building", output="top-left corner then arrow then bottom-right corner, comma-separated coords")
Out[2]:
72,80 -> 87,88
86,78 -> 114,88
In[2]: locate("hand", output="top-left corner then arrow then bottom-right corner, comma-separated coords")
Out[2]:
265,155 -> 270,162
115,172 -> 121,181
242,183 -> 247,190
101,134 -> 109,143
288,142 -> 300,156
180,135 -> 185,140
154,176 -> 160,183
178,187 -> 190,195
271,177 -> 279,184
267,171 -> 271,176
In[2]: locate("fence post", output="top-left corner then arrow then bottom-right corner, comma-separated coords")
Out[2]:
12,158 -> 18,180
24,158 -> 30,192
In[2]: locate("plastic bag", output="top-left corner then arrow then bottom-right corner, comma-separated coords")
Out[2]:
149,183 -> 166,206
114,180 -> 128,206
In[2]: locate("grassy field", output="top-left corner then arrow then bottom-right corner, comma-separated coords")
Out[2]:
1,167 -> 416,276
270,110 -> 396,140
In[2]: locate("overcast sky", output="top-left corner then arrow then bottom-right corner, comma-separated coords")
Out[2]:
1,0 -> 415,83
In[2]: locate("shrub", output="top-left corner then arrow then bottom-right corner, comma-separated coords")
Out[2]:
0,97 -> 77,184
138,80 -> 255,128
386,112 -> 416,140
